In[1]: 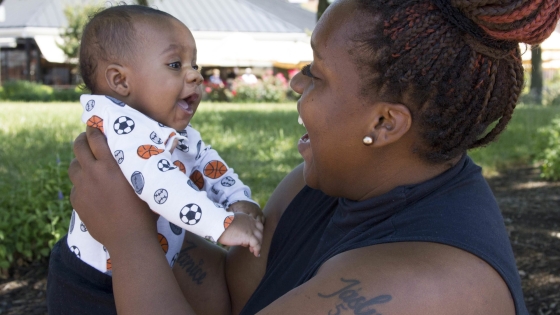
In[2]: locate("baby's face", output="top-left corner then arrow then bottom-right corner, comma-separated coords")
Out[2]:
125,18 -> 203,131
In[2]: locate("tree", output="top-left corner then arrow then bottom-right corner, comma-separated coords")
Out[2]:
530,46 -> 543,105
57,4 -> 101,61
136,0 -> 149,5
317,0 -> 332,21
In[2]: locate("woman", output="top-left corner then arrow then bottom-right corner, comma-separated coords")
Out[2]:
67,0 -> 559,314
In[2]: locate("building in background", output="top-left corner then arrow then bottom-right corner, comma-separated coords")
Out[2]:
0,0 -> 315,86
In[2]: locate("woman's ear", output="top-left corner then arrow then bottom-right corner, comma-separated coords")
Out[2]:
366,102 -> 412,147
105,64 -> 130,97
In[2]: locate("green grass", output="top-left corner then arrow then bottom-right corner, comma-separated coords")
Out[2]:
0,101 -> 559,268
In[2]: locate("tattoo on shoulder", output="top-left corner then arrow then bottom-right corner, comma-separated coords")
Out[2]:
176,240 -> 207,285
318,278 -> 392,315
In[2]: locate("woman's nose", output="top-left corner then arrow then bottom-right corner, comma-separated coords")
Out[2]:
289,71 -> 306,95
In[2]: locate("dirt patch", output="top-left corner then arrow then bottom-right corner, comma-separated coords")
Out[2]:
0,165 -> 558,314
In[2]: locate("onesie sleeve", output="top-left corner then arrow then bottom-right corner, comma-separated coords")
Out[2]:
80,95 -> 232,243
186,126 -> 259,209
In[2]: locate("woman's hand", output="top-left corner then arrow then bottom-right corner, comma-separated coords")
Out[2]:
68,126 -> 158,251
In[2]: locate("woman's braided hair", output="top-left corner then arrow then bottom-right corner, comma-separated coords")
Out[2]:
354,0 -> 560,163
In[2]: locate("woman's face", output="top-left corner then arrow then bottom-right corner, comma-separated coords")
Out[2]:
291,0 -> 376,196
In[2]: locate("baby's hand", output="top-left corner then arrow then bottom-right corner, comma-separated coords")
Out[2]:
228,201 -> 264,223
217,213 -> 263,257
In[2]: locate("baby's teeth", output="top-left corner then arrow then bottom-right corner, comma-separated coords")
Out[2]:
298,115 -> 305,127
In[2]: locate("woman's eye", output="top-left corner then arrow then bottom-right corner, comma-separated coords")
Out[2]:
168,62 -> 181,69
301,64 -> 317,79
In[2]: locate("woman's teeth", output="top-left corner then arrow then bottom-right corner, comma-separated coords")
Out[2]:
298,115 -> 305,127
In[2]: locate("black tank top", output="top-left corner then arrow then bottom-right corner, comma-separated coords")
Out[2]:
240,155 -> 528,315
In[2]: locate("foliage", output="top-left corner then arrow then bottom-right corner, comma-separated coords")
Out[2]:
0,81 -> 83,102
203,75 -> 297,103
537,118 -> 560,180
57,3 -> 102,61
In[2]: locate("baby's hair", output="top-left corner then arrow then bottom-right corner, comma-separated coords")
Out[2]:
79,5 -> 175,93
353,0 -> 559,164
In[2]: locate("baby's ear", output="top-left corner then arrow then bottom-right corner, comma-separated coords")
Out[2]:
105,64 -> 130,96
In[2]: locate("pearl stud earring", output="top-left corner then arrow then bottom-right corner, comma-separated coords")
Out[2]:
363,136 -> 373,145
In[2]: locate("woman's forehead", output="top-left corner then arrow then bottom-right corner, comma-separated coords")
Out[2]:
311,0 -> 359,60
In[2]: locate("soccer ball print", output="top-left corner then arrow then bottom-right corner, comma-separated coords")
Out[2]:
176,139 -> 189,152
70,246 -> 81,258
154,188 -> 168,204
113,116 -> 135,135
85,99 -> 95,111
169,222 -> 182,235
157,159 -> 176,172
220,176 -> 236,187
114,150 -> 125,164
150,131 -> 163,144
180,204 -> 202,225
131,171 -> 145,194
106,95 -> 126,107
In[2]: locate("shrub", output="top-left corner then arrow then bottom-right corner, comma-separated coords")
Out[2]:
0,80 -> 83,102
538,117 -> 560,180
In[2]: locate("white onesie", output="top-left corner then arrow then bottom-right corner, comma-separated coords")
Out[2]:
67,94 -> 257,273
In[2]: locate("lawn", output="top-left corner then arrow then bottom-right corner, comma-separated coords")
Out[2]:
0,101 -> 559,268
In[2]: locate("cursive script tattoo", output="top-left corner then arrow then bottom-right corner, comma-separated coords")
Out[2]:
318,278 -> 392,315
176,240 -> 207,285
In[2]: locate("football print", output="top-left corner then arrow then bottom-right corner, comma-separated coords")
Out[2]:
158,122 -> 165,127
180,204 -> 202,225
244,190 -> 250,198
187,179 -> 201,191
195,140 -> 202,160
131,171 -> 145,194
69,210 -> 75,234
70,246 -> 81,258
224,215 -> 234,229
157,159 -> 176,172
113,116 -> 135,135
169,222 -> 182,235
158,233 -> 169,253
85,99 -> 95,111
154,188 -> 168,204
137,145 -> 164,159
105,95 -> 126,107
220,176 -> 235,187
176,139 -> 189,152
86,115 -> 104,133
150,131 -> 163,144
204,160 -> 228,179
189,171 -> 204,190
114,150 -> 125,164
173,160 -> 186,173
80,222 -> 87,232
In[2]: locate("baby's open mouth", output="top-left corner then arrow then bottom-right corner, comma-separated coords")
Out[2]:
177,93 -> 200,114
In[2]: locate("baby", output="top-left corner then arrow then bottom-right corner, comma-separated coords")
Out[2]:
47,5 -> 263,314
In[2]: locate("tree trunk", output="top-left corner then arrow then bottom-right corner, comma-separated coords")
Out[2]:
136,0 -> 149,6
530,46 -> 543,105
317,0 -> 330,21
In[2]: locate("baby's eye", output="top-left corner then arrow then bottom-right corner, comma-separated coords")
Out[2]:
192,64 -> 199,71
168,61 -> 181,69
301,64 -> 317,79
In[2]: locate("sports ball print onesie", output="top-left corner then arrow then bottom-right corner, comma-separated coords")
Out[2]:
67,94 -> 257,273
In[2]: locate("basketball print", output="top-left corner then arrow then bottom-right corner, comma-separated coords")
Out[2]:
106,259 -> 112,271
150,131 -> 163,144
158,233 -> 169,253
154,188 -> 168,204
85,99 -> 95,111
137,145 -> 164,159
113,116 -> 135,135
176,139 -> 189,152
131,171 -> 145,194
220,176 -> 235,187
224,215 -> 234,229
180,204 -> 202,225
164,132 -> 176,145
80,222 -> 87,232
114,150 -> 125,164
189,171 -> 204,190
157,159 -> 176,172
173,160 -> 186,174
169,222 -> 182,235
70,246 -> 81,258
204,160 -> 228,179
69,211 -> 76,234
86,115 -> 104,133
106,95 -> 126,107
